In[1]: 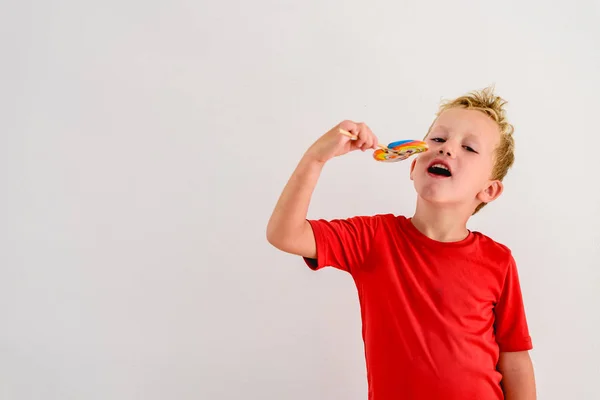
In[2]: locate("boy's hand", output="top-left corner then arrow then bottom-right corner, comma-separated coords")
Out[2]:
305,120 -> 379,164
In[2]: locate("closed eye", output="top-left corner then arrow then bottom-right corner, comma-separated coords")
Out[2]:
432,137 -> 477,153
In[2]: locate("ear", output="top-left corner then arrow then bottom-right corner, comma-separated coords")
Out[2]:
409,158 -> 418,181
476,179 -> 504,204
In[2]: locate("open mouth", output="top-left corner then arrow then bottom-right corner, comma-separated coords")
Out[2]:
427,163 -> 452,177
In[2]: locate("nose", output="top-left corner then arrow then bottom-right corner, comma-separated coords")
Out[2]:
438,141 -> 456,158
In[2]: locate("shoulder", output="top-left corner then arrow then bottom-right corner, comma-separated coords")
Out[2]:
471,230 -> 515,266
322,212 -> 401,226
308,213 -> 409,241
311,213 -> 403,236
360,213 -> 407,231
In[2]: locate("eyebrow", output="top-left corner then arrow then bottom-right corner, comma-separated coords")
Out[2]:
432,125 -> 450,133
463,133 -> 480,141
432,126 -> 481,143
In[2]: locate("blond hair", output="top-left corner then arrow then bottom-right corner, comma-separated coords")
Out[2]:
428,86 -> 515,214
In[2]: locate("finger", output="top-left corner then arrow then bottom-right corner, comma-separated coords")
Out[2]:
365,132 -> 375,150
355,122 -> 368,149
339,120 -> 358,138
361,136 -> 372,151
373,135 -> 380,149
361,124 -> 375,150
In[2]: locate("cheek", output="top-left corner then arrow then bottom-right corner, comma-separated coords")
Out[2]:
470,160 -> 495,183
413,157 -> 425,172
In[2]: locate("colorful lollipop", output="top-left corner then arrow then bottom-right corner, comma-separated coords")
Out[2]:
338,128 -> 428,162
373,139 -> 428,162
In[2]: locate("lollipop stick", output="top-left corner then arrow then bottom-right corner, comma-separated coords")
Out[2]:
338,128 -> 387,149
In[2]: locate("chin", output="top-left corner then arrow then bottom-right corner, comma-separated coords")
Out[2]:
414,176 -> 467,203
414,182 -> 445,199
414,185 -> 463,206
420,196 -> 455,206
416,190 -> 452,205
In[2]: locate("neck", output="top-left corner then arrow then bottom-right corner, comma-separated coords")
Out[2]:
411,198 -> 471,242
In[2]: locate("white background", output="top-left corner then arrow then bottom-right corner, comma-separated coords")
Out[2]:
2,0 -> 599,399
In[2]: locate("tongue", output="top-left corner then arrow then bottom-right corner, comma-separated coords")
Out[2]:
429,166 -> 451,177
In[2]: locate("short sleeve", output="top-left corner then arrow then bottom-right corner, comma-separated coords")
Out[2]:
494,255 -> 533,352
303,215 -> 380,275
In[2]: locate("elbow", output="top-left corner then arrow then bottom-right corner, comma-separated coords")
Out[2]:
266,222 -> 283,249
266,223 -> 294,252
266,225 -> 276,246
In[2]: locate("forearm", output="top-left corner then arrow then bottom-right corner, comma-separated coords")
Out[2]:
266,154 -> 324,248
499,351 -> 536,400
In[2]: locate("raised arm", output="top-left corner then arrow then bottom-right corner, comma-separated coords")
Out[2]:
266,120 -> 379,259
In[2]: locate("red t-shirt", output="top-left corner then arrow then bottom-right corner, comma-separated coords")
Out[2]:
304,214 -> 532,400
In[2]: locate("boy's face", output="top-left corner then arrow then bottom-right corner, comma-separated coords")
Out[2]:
410,107 -> 503,212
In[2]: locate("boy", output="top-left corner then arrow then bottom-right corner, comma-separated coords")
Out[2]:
266,87 -> 535,399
